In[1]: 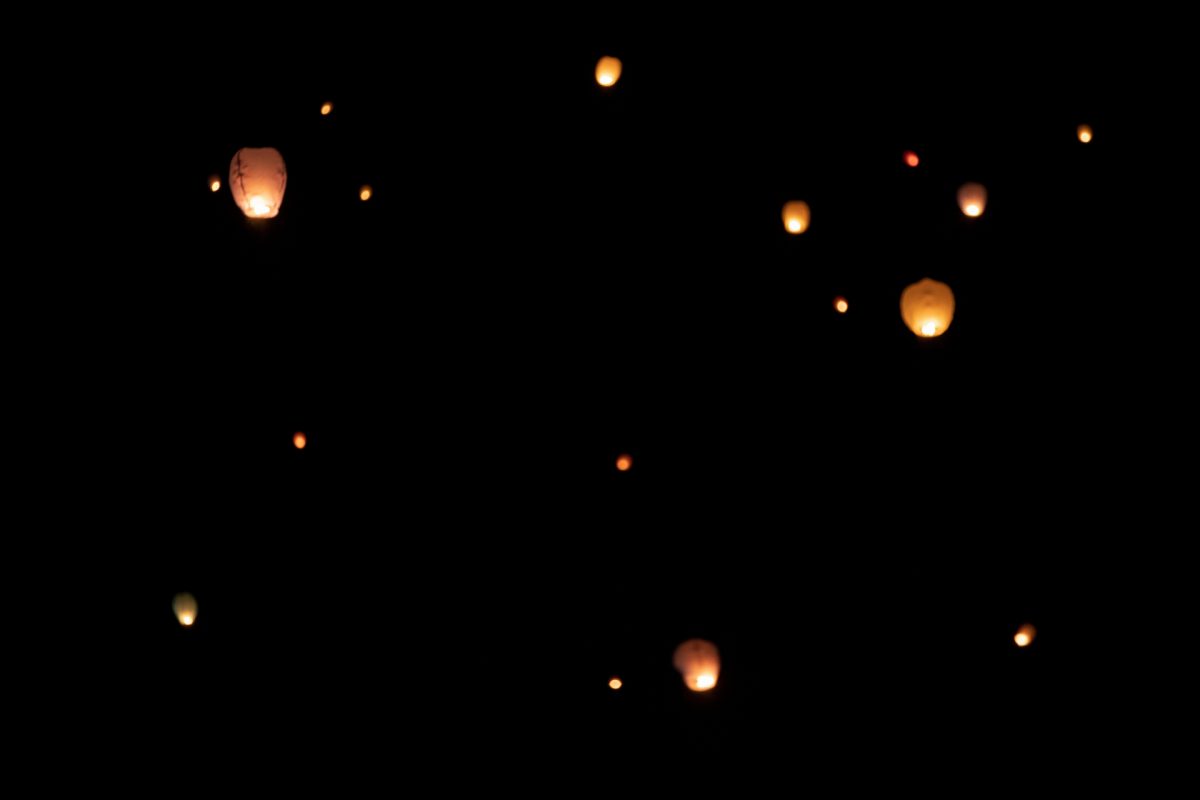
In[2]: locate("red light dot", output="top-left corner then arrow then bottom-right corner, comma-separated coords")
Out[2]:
904,151 -> 920,168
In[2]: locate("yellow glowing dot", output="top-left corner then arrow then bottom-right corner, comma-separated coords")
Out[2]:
595,56 -> 622,87
694,673 -> 716,690
920,322 -> 938,336
180,614 -> 194,626
293,432 -> 307,450
249,195 -> 272,216
321,102 -> 333,116
615,454 -> 632,472
834,297 -> 849,314
609,677 -> 622,690
964,203 -> 981,217
1014,623 -> 1036,647
359,185 -> 373,202
209,177 -> 221,192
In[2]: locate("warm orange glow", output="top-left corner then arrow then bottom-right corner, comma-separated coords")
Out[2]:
173,593 -> 198,627
595,56 -> 622,87
1077,124 -> 1093,143
209,176 -> 221,192
230,147 -> 287,219
904,150 -> 920,168
293,432 -> 307,450
782,200 -> 811,234
359,185 -> 373,202
834,297 -> 849,314
615,454 -> 633,472
1015,623 -> 1036,647
957,182 -> 987,218
609,677 -> 622,690
900,278 -> 955,338
674,639 -> 720,692
321,102 -> 333,116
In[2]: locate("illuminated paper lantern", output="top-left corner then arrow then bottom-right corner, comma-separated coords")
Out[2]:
359,185 -> 373,202
1077,124 -> 1093,143
609,677 -> 622,690
321,102 -> 333,116
293,432 -> 307,450
782,201 -> 811,234
229,147 -> 287,219
208,175 -> 221,192
595,56 -> 622,87
903,150 -> 920,168
673,639 -> 720,692
834,296 -> 849,314
900,278 -> 955,338
616,454 -> 632,472
957,182 -> 987,218
173,592 -> 198,627
1014,623 -> 1036,647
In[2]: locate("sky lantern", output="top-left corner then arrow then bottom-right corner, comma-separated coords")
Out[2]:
208,175 -> 221,192
595,56 -> 622,87
293,432 -> 307,450
1077,124 -> 1093,143
903,150 -> 920,168
674,639 -> 720,692
229,147 -> 287,219
900,278 -> 955,338
615,454 -> 633,472
834,296 -> 849,314
359,185 -> 373,202
1014,623 -> 1036,647
609,677 -> 623,690
782,200 -> 811,234
957,182 -> 987,218
321,101 -> 333,116
173,593 -> 198,627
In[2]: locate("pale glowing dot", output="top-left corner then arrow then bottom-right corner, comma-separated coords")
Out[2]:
787,219 -> 802,233
209,177 -> 221,192
904,150 -> 920,168
609,677 -> 622,690
964,203 -> 981,217
293,432 -> 307,450
616,454 -> 633,472
321,102 -> 333,116
359,185 -> 373,202
1077,124 -> 1092,143
1015,623 -> 1036,647
595,56 -> 622,87
834,297 -> 849,314
694,673 -> 716,690
921,322 -> 937,336
249,195 -> 272,216
179,614 -> 194,626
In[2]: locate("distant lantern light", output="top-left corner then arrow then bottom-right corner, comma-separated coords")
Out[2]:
900,278 -> 955,338
834,296 -> 849,314
615,454 -> 633,472
782,201 -> 811,234
1077,124 -> 1093,143
209,176 -> 221,192
230,147 -> 287,219
595,56 -> 622,87
173,593 -> 198,627
673,639 -> 720,692
1014,623 -> 1036,648
321,101 -> 333,116
359,185 -> 373,202
293,432 -> 307,450
609,677 -> 623,690
904,150 -> 920,168
957,182 -> 987,218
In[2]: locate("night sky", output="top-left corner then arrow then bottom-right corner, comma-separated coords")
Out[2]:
35,25 -> 1190,789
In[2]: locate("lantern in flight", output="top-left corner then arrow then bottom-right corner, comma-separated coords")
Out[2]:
900,278 -> 955,338
1077,124 -> 1093,143
673,639 -> 720,692
230,147 -> 287,219
595,56 -> 622,87
782,201 -> 811,234
1014,623 -> 1036,647
615,454 -> 633,472
957,182 -> 987,218
173,592 -> 198,627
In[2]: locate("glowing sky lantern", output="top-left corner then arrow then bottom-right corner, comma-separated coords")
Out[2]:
782,201 -> 811,234
173,593 -> 198,627
957,182 -> 987,218
359,185 -> 373,202
209,175 -> 221,192
230,147 -> 287,219
1014,624 -> 1036,647
1077,124 -> 1093,143
293,432 -> 307,450
595,56 -> 622,87
900,278 -> 955,338
903,150 -> 920,168
673,639 -> 720,692
609,677 -> 623,690
615,454 -> 633,472
834,296 -> 849,314
321,102 -> 333,116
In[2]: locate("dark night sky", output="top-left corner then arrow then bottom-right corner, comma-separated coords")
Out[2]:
23,23 -> 1192,789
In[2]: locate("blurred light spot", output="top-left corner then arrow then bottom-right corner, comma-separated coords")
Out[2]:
294,432 -> 307,450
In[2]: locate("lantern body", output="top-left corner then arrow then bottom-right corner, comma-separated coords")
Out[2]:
782,201 -> 811,234
1015,623 -> 1036,647
616,454 -> 632,472
230,147 -> 287,219
957,182 -> 987,218
834,296 -> 849,314
320,102 -> 333,116
595,56 -> 622,87
903,150 -> 920,168
293,432 -> 307,450
173,592 -> 198,627
900,278 -> 955,338
1077,124 -> 1093,143
673,638 -> 720,692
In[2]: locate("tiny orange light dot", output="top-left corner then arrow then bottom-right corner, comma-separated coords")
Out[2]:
615,454 -> 632,472
609,677 -> 622,690
293,432 -> 307,450
834,297 -> 849,314
209,176 -> 221,192
904,151 -> 920,168
321,102 -> 333,116
359,185 -> 373,202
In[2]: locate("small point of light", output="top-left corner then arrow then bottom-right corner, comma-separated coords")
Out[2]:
921,322 -> 937,337
359,185 -> 372,202
787,219 -> 801,233
964,203 -> 981,217
904,150 -> 920,168
609,677 -> 622,690
209,177 -> 221,192
595,56 -> 622,87
1015,623 -> 1036,648
694,673 -> 716,690
616,454 -> 633,472
321,102 -> 333,116
1077,124 -> 1093,143
179,614 -> 194,626
834,297 -> 849,314
293,432 -> 307,450
249,195 -> 272,216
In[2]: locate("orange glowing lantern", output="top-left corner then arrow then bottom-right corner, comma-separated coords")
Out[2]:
173,592 -> 198,627
595,56 -> 622,87
359,185 -> 373,202
782,201 -> 811,234
673,639 -> 720,692
957,182 -> 987,218
321,101 -> 333,116
834,296 -> 849,314
900,278 -> 955,338
1014,623 -> 1036,647
209,175 -> 221,192
615,454 -> 632,472
609,677 -> 622,690
1077,124 -> 1093,143
230,147 -> 287,219
293,432 -> 307,450
903,150 -> 920,168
